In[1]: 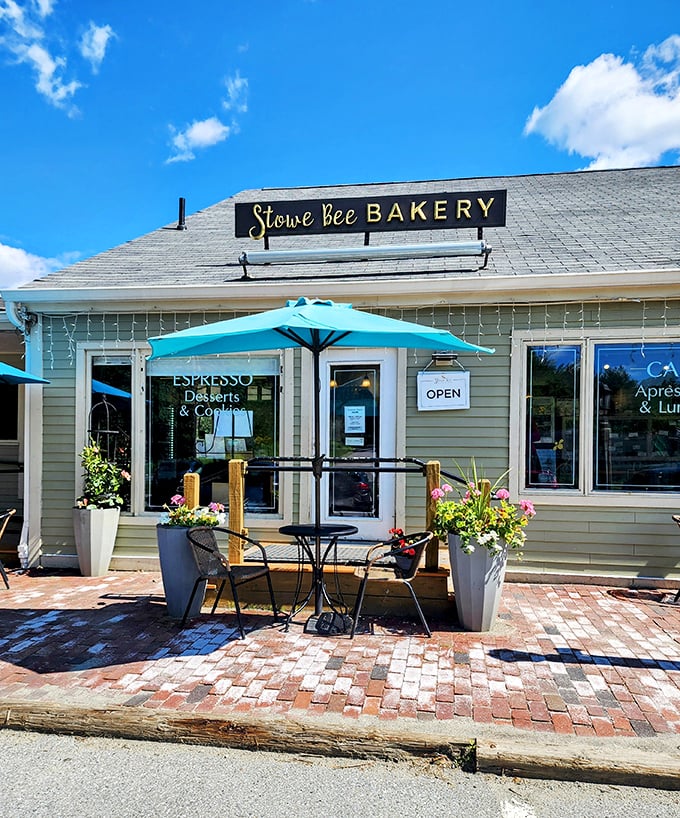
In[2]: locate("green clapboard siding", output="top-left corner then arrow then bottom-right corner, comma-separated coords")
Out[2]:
34,302 -> 680,582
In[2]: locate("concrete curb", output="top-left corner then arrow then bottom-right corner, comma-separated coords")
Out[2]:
1,699 -> 679,790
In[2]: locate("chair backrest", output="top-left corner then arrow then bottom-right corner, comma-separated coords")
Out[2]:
186,526 -> 231,575
391,531 -> 433,580
186,526 -> 263,574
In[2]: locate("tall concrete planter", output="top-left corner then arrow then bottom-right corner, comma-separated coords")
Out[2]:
448,534 -> 508,631
156,525 -> 206,620
72,507 -> 120,577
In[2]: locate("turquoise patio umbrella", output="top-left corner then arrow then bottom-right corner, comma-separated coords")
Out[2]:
148,297 -> 494,612
148,296 -> 494,472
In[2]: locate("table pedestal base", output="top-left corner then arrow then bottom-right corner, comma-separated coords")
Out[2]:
304,611 -> 353,635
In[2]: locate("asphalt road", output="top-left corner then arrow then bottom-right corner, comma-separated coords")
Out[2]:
1,730 -> 679,818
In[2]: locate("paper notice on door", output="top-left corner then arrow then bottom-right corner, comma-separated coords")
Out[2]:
344,405 -> 366,433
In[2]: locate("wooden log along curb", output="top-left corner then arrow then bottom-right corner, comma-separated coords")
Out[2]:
476,737 -> 680,791
0,700 -> 473,766
2,699 -> 679,789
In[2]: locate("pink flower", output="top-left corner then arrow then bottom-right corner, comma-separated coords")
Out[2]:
209,502 -> 224,513
120,470 -> 131,481
431,488 -> 445,500
496,488 -> 510,501
520,499 -> 536,517
170,494 -> 185,506
442,483 -> 453,493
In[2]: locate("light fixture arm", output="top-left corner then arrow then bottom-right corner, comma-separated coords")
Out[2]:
238,239 -> 491,269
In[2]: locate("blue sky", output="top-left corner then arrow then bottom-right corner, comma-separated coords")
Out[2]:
1,0 -> 679,288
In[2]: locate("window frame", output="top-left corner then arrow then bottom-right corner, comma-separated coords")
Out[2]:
510,327 -> 680,507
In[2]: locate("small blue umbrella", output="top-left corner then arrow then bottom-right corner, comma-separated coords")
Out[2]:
148,297 -> 494,613
0,361 -> 49,385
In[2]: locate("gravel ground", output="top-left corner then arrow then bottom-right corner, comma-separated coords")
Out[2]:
1,729 -> 679,818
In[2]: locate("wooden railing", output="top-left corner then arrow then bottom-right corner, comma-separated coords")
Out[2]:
186,458 -> 450,569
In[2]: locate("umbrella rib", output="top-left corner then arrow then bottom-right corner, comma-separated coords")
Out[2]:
320,330 -> 350,350
274,327 -> 312,351
273,327 -> 351,352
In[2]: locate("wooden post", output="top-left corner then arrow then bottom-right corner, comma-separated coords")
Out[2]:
478,478 -> 491,507
228,459 -> 247,563
425,460 -> 441,570
183,472 -> 200,510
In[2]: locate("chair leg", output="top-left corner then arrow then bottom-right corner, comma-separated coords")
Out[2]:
264,570 -> 279,618
0,560 -> 9,590
210,580 -> 227,614
404,582 -> 432,637
181,579 -> 203,627
230,579 -> 246,639
350,576 -> 368,638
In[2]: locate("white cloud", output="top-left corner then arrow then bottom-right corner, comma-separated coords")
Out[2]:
223,70 -> 248,113
79,21 -> 115,73
24,41 -> 81,108
167,71 -> 248,163
165,71 -> 248,165
32,0 -> 54,18
0,0 -> 42,40
525,35 -> 680,169
167,116 -> 231,163
0,1 -> 114,111
0,242 -> 67,288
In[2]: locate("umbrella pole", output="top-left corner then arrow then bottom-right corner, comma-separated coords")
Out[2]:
312,348 -> 323,616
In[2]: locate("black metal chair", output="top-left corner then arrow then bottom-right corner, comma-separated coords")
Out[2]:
183,526 -> 279,637
350,531 -> 434,638
0,508 -> 17,589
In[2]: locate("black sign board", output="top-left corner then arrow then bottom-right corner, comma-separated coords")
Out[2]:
235,190 -> 506,240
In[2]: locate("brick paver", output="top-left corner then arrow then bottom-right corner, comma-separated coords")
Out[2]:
0,569 -> 679,736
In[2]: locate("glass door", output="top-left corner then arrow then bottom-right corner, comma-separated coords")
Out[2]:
320,349 -> 396,539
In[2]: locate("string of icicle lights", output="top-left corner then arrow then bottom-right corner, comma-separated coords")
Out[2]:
38,298 -> 679,369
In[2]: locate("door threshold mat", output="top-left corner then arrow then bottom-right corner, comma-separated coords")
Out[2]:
244,541 -> 377,565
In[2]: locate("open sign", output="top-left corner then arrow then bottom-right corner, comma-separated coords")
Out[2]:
417,371 -> 470,411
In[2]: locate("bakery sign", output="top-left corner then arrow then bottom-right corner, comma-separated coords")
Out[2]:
417,371 -> 470,411
235,190 -> 506,240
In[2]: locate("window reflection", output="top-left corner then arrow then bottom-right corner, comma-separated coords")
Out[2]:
145,360 -> 279,512
595,343 -> 680,491
526,346 -> 580,489
91,358 -> 132,511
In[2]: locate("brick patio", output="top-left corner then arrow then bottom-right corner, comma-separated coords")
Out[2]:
1,568 -> 679,738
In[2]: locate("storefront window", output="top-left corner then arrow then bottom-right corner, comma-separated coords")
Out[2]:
146,357 -> 279,512
594,343 -> 680,491
90,357 -> 132,511
526,345 -> 580,489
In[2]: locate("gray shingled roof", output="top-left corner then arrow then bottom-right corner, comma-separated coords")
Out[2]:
18,166 -> 680,291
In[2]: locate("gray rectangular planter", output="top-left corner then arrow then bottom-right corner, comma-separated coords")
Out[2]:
448,534 -> 508,631
156,525 -> 206,620
72,507 -> 120,577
